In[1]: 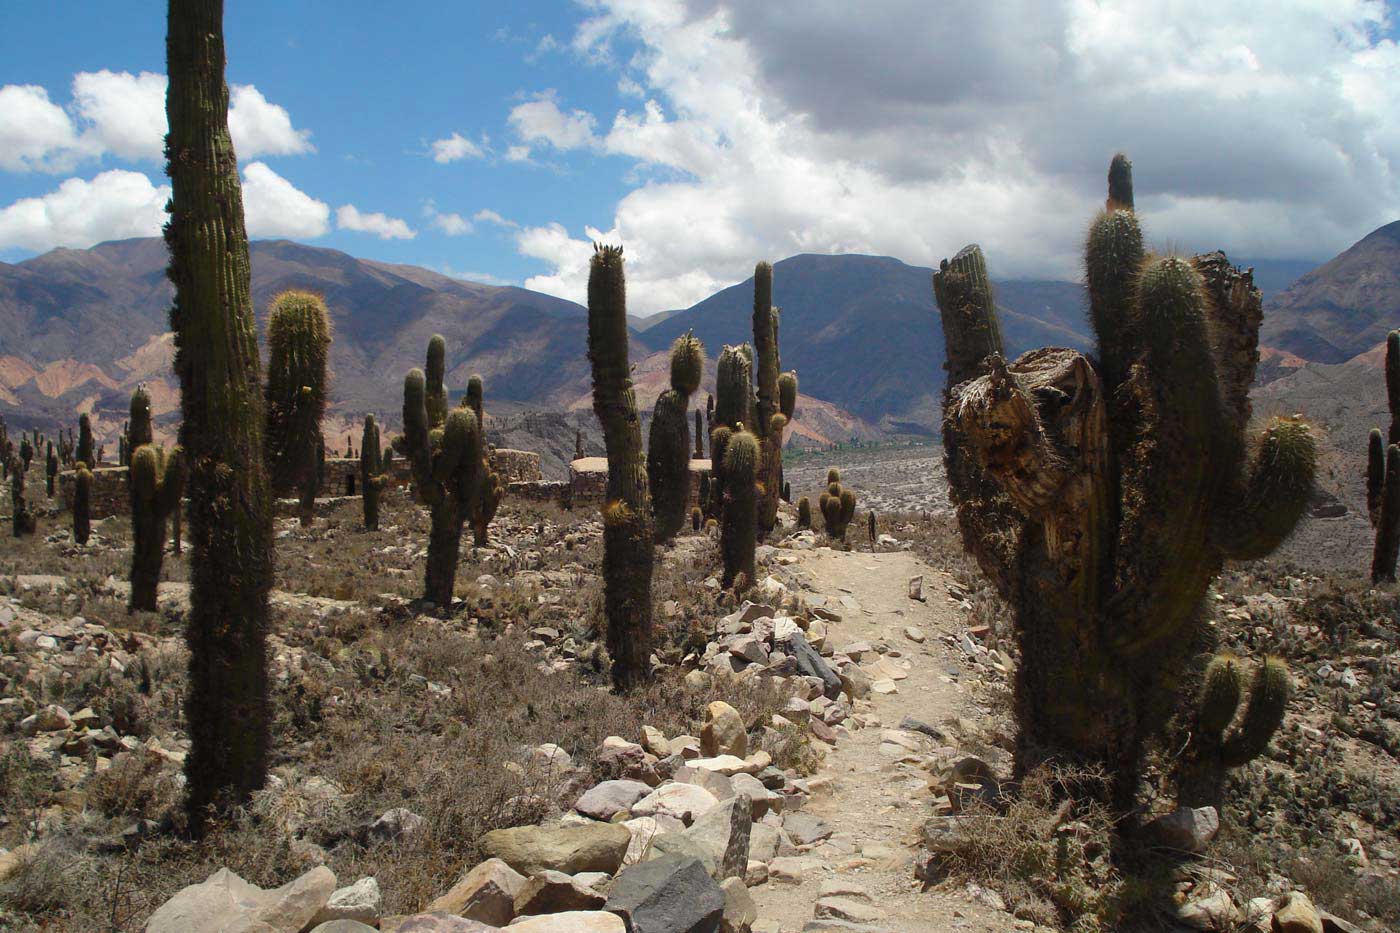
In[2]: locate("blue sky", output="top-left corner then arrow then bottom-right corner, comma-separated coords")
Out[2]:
2,1 -> 1398,314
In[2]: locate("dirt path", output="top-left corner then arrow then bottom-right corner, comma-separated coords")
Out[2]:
752,546 -> 1021,933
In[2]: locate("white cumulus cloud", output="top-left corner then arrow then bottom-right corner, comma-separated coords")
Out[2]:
423,201 -> 471,235
0,169 -> 169,251
504,0 -> 1400,314
507,93 -> 600,150
430,132 -> 485,163
242,162 -> 330,238
337,204 -> 416,240
0,70 -> 313,172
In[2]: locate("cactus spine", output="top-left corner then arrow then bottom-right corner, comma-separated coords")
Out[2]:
649,331 -> 704,543
360,414 -> 387,530
264,291 -> 331,527
1368,330 -> 1400,583
403,338 -> 482,606
586,244 -> 654,690
165,0 -> 275,833
721,429 -> 759,590
129,444 -> 185,613
73,465 -> 92,545
797,496 -> 811,528
937,154 -> 1314,809
129,386 -> 154,449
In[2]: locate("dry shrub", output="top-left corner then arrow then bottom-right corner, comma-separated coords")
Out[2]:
87,749 -> 180,820
924,764 -> 1132,932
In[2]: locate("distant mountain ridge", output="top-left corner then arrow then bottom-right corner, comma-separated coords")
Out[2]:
2,228 -> 1386,447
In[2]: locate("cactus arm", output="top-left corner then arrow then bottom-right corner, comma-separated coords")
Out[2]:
1218,418 -> 1317,561
425,335 -> 448,429
1368,429 -> 1386,527
1219,657 -> 1290,768
934,244 -> 1002,387
1106,152 -> 1134,211
402,368 -> 440,506
778,371 -> 798,420
1388,331 -> 1400,445
721,429 -> 758,588
1084,209 -> 1144,393
466,373 -> 484,426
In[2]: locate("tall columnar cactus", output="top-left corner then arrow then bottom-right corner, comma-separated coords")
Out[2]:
73,465 -> 92,545
711,344 -> 754,524
20,436 -> 33,473
463,374 -> 503,547
10,455 -> 35,536
130,386 -> 154,449
77,414 -> 93,468
45,443 -> 57,497
575,429 -> 585,461
694,408 -> 704,459
264,291 -> 331,527
129,445 -> 185,613
587,244 -> 655,690
403,341 -> 482,606
797,496 -> 811,528
1367,330 -> 1400,583
360,414 -> 387,531
938,154 -> 1314,808
751,262 -> 785,539
649,331 -> 705,542
721,429 -> 759,590
165,0 -> 275,834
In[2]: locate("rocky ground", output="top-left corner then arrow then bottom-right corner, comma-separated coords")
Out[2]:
0,450 -> 1396,932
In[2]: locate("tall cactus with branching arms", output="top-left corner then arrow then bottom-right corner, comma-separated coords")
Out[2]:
649,331 -> 704,542
937,153 -> 1315,810
587,244 -> 655,690
264,290 -> 331,527
463,374 -> 504,547
1367,330 -> 1400,583
164,0 -> 274,835
77,414 -> 94,469
751,262 -> 785,539
402,338 -> 482,607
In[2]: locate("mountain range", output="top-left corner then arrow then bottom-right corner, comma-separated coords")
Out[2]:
0,224 -> 1392,451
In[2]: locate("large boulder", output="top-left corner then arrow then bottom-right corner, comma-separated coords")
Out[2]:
776,632 -> 841,699
480,823 -> 631,877
381,915 -> 501,932
512,870 -> 607,915
1272,892 -> 1324,933
604,855 -> 725,933
428,858 -> 527,925
631,783 -> 720,825
310,876 -> 381,927
655,795 -> 751,881
701,702 -> 747,758
144,866 -> 336,933
575,780 -> 653,821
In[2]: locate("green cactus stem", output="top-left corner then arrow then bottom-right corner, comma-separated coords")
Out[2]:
77,416 -> 94,469
1369,331 -> 1400,583
938,154 -> 1315,810
10,454 -> 35,536
360,414 -> 387,531
721,429 -> 759,590
45,443 -> 57,497
425,334 -> 448,428
691,506 -> 702,531
1373,443 -> 1400,584
714,345 -> 755,434
751,262 -> 783,540
587,244 -> 655,690
73,465 -> 92,545
797,496 -> 811,528
165,0 -> 275,834
403,345 -> 482,606
130,386 -> 154,449
129,444 -> 185,613
1176,653 -> 1290,807
649,331 -> 705,543
264,290 -> 331,527
694,408 -> 704,459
